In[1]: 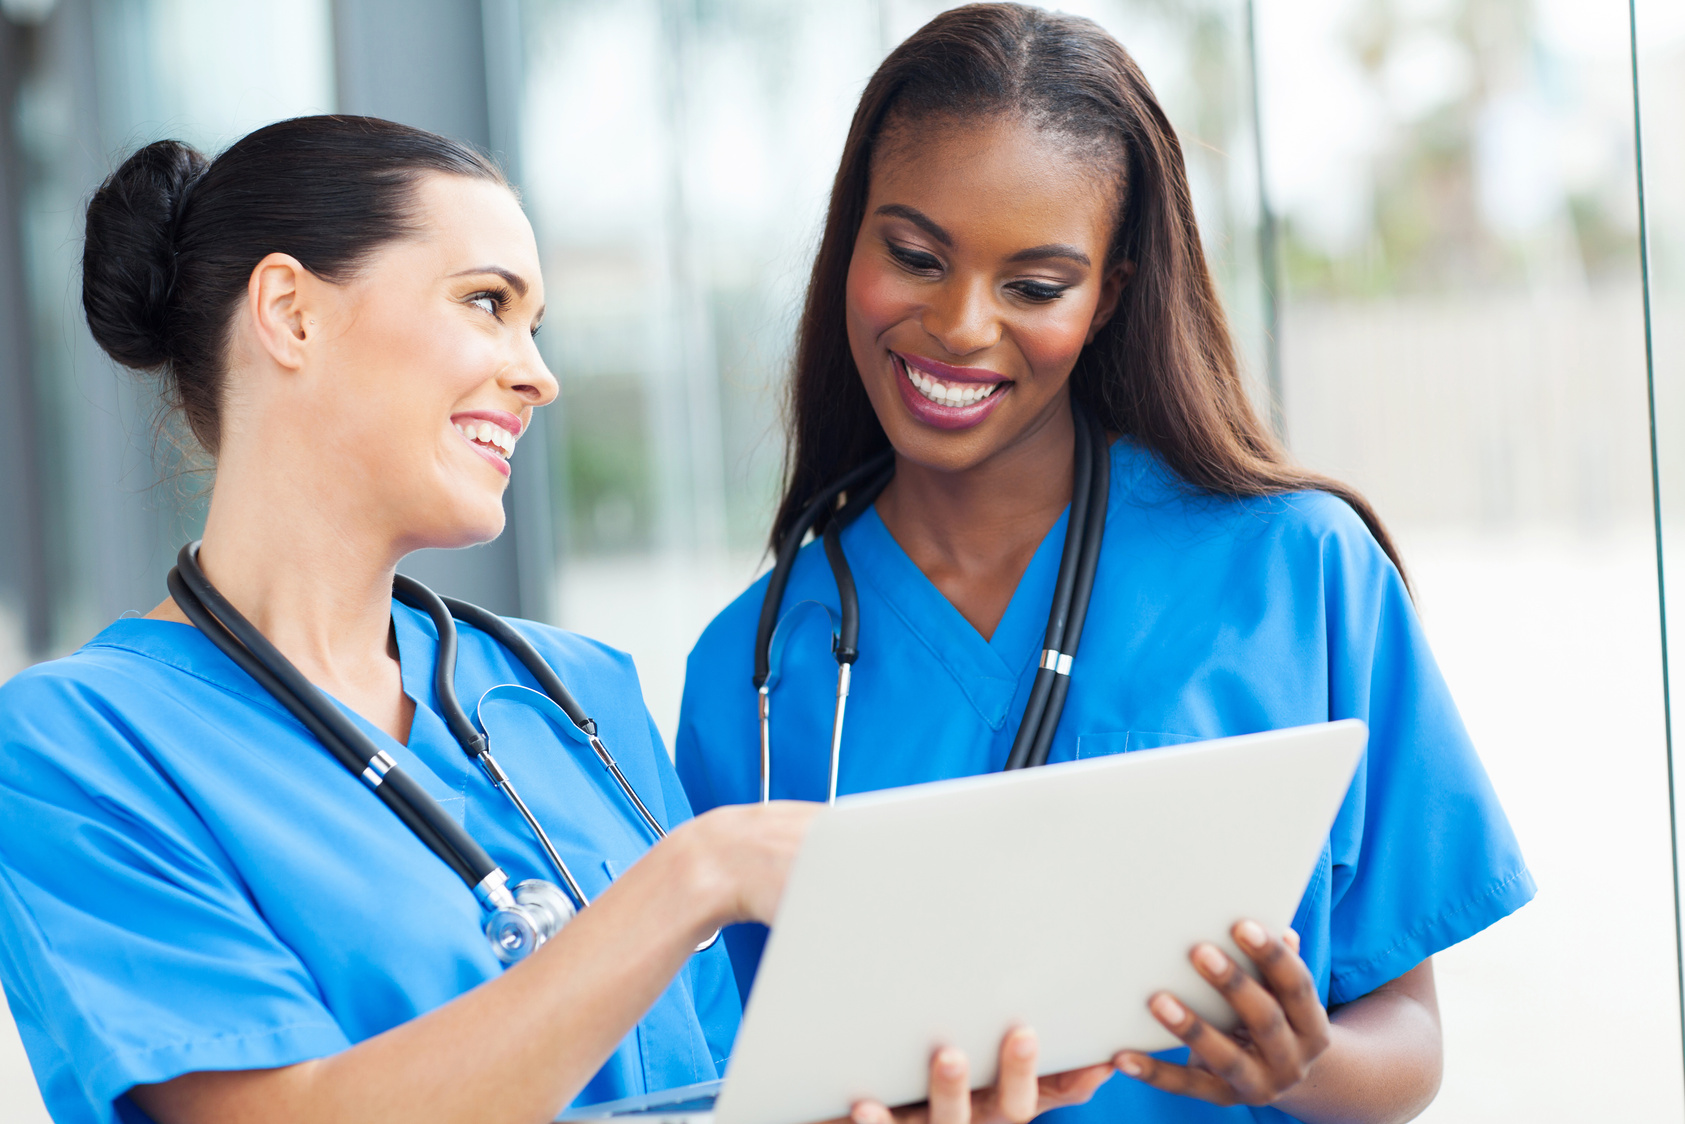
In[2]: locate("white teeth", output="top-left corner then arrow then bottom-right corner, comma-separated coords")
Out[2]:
903,360 -> 998,409
456,419 -> 518,458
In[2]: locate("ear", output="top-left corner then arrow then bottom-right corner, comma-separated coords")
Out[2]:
244,253 -> 319,371
1085,260 -> 1134,345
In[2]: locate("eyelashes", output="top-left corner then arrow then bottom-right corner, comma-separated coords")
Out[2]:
888,243 -> 943,274
1009,281 -> 1068,303
466,286 -> 515,317
466,286 -> 542,337
885,241 -> 1072,304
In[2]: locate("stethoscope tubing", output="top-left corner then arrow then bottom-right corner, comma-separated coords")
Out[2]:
171,542 -> 717,952
753,449 -> 897,691
755,401 -> 1110,795
170,548 -> 498,892
1003,408 -> 1096,770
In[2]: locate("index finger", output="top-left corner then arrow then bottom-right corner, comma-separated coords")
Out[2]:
928,1046 -> 972,1124
993,1028 -> 1040,1123
1232,921 -> 1325,1040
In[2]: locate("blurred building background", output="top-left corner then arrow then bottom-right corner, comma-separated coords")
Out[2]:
2,0 -> 1685,1121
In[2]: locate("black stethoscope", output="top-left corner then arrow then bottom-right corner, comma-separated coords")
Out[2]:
753,404 -> 1111,801
168,543 -> 717,964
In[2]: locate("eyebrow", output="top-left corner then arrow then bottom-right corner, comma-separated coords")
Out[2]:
451,265 -> 529,297
1006,244 -> 1092,267
875,204 -> 951,246
876,205 -> 1091,267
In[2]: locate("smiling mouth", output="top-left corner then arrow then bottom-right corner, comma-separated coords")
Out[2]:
455,419 -> 517,460
897,354 -> 1008,408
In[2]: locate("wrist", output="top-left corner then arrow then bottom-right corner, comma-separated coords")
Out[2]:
657,817 -> 739,942
1268,1023 -> 1348,1121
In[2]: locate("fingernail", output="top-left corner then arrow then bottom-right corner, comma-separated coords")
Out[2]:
1236,920 -> 1267,949
1150,993 -> 1186,1023
1117,1053 -> 1144,1078
1194,943 -> 1227,974
938,1048 -> 965,1079
1012,1030 -> 1037,1059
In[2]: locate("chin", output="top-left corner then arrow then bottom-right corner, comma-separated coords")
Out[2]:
414,497 -> 507,552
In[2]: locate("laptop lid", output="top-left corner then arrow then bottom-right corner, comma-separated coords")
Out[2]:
714,720 -> 1366,1124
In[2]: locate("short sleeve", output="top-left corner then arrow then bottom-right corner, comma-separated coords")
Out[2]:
1318,510 -> 1535,1004
0,671 -> 350,1124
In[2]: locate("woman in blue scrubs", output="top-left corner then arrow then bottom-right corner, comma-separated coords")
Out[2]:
0,116 -> 1077,1124
677,6 -> 1533,1123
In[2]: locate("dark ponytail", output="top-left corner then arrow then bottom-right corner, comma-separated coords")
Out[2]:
82,115 -> 504,454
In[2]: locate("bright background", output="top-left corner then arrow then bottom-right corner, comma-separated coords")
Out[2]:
2,0 -> 1684,1120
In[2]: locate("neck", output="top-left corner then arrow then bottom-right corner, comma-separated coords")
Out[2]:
875,394 -> 1077,639
152,425 -> 413,738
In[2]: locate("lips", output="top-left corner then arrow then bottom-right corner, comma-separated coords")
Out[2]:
891,352 -> 1012,431
451,409 -> 524,478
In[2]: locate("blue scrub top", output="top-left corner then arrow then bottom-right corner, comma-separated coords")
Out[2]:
0,605 -> 740,1124
677,437 -> 1533,1124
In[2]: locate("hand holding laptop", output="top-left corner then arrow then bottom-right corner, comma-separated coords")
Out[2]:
564,722 -> 1363,1124
847,921 -> 1327,1124
847,1027 -> 1112,1124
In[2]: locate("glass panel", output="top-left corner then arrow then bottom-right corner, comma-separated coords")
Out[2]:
1255,0 -> 1681,1116
9,0 -> 335,650
1635,0 -> 1685,1097
519,0 -> 1269,746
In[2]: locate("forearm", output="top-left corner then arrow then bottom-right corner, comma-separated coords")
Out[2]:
1271,962 -> 1442,1124
133,824 -> 725,1124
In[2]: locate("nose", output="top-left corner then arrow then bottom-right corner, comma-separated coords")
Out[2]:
920,273 -> 1001,357
505,334 -> 559,409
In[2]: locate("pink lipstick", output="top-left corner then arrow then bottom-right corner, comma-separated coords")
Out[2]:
891,352 -> 1011,431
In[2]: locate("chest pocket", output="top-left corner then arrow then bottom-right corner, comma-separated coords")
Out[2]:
1075,730 -> 1205,759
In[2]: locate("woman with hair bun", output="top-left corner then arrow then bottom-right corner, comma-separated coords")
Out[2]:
678,6 -> 1532,1123
0,115 -> 1083,1124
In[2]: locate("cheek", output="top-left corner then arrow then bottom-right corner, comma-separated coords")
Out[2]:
349,308 -> 493,426
1014,296 -> 1103,384
845,251 -> 914,344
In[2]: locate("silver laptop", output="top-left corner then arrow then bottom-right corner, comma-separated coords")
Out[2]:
560,720 -> 1366,1124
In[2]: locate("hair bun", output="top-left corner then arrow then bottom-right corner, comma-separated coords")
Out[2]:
82,139 -> 210,371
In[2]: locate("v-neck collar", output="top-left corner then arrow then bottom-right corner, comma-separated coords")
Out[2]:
843,503 -> 1069,731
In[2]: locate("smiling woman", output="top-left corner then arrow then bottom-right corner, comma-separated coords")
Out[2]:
676,7 -> 1531,1124
0,115 -> 839,1124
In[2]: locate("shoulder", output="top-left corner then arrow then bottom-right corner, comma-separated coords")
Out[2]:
0,625 -> 219,809
503,616 -> 642,683
0,622 -> 200,727
682,543 -> 832,684
689,568 -> 773,673
1114,439 -> 1397,581
437,609 -> 648,703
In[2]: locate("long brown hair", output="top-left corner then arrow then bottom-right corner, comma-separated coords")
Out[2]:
772,3 -> 1406,580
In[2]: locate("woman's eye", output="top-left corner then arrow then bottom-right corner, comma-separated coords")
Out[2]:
888,244 -> 943,274
1010,281 -> 1069,303
467,289 -> 511,318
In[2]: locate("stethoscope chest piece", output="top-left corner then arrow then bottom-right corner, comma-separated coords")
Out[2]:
483,875 -> 577,964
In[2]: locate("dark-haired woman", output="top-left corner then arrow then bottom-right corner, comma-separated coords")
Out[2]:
0,116 -> 1084,1124
676,6 -> 1532,1123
